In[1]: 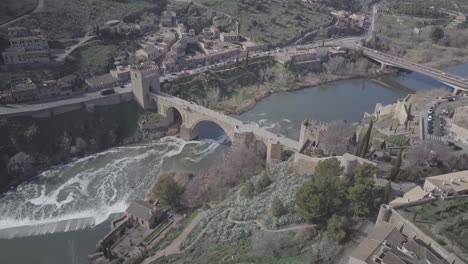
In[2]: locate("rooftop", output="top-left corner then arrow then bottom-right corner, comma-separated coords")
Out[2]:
11,78 -> 37,92
351,221 -> 446,264
390,186 -> 429,206
425,169 -> 468,193
125,199 -> 157,222
85,74 -> 118,87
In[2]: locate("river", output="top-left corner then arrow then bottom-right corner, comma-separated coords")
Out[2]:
0,63 -> 467,264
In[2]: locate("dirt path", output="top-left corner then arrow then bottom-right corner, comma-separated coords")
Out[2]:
142,211 -> 206,264
227,209 -> 316,233
0,0 -> 45,28
54,33 -> 95,61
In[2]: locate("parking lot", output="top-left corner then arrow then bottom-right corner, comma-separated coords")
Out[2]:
425,96 -> 468,150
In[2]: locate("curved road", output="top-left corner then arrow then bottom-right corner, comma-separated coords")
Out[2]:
0,0 -> 45,28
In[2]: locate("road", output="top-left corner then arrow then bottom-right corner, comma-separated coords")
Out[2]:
0,0 -> 45,28
0,85 -> 132,118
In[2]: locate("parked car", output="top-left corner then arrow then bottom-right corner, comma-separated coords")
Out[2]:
100,88 -> 115,96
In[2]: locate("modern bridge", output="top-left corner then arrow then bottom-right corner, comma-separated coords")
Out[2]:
361,47 -> 468,93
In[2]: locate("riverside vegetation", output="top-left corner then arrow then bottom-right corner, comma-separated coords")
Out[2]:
111,154 -> 385,264
162,52 -> 377,114
0,102 -> 170,193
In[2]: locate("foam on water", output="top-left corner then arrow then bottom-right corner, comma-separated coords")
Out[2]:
0,136 -> 229,238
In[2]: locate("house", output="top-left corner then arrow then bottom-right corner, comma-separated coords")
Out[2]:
37,79 -> 73,99
2,27 -> 51,65
110,66 -> 131,82
125,199 -> 166,229
85,74 -> 120,91
9,78 -> 39,102
136,45 -> 166,61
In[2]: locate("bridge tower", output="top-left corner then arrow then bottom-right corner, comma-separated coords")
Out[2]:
130,63 -> 160,109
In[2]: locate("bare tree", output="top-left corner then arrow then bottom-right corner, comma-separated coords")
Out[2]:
202,145 -> 265,201
405,141 -> 453,168
320,121 -> 354,155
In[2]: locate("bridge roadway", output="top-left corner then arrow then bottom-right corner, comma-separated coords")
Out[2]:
150,92 -> 300,151
361,47 -> 468,92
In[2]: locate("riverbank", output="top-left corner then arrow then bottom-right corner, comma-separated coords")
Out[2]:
0,102 -> 172,193
222,71 -> 387,115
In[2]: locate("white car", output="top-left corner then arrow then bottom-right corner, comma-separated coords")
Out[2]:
428,116 -> 433,121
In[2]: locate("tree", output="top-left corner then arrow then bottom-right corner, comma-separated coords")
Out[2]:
7,152 -> 36,179
240,181 -> 255,198
389,149 -> 403,181
296,173 -> 347,223
314,158 -> 343,178
326,214 -> 348,244
255,174 -> 272,193
349,180 -> 375,217
358,120 -> 374,158
353,163 -> 377,184
270,196 -> 286,217
431,27 -> 444,43
319,121 -> 353,155
152,175 -> 185,208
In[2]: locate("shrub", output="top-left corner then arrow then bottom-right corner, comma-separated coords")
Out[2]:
240,181 -> 255,199
270,196 -> 286,217
255,174 -> 272,193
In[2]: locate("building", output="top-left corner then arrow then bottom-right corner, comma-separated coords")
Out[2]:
161,11 -> 178,27
110,66 -> 131,82
9,78 -> 38,102
423,170 -> 468,197
350,221 -> 446,264
85,74 -> 120,91
37,79 -> 73,99
220,32 -> 241,43
2,27 -> 51,65
135,45 -> 166,61
125,199 -> 166,229
450,106 -> 468,144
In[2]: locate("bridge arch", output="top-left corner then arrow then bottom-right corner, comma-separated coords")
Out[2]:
281,149 -> 295,161
255,140 -> 268,159
165,106 -> 183,125
189,118 -> 234,143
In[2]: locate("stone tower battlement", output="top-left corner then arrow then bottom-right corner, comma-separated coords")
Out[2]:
130,63 -> 160,109
299,119 -> 329,151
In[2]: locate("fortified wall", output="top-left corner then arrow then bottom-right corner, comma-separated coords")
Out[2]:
298,119 -> 328,152
363,94 -> 412,125
293,152 -> 377,176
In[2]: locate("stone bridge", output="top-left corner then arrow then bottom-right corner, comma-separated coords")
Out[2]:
361,47 -> 468,94
150,92 -> 299,163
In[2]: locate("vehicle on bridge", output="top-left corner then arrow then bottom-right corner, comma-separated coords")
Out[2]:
100,88 -> 115,96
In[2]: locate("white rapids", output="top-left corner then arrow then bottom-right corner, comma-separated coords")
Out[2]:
0,136 -> 229,238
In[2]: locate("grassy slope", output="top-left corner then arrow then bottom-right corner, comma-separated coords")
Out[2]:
193,0 -> 332,44
0,0 -> 37,25
6,0 -> 160,39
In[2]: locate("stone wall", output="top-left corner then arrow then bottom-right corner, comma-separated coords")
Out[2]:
293,152 -> 376,176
